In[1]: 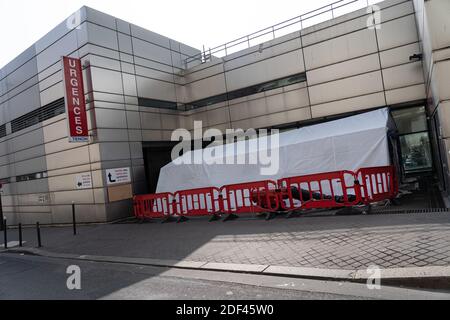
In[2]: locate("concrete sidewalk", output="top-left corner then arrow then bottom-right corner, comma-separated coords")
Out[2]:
2,212 -> 450,287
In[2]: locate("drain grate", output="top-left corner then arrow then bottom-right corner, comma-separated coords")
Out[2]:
369,207 -> 450,215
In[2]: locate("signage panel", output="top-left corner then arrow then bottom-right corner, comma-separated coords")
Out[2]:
62,56 -> 89,143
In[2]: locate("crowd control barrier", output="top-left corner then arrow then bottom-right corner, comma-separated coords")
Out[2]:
356,166 -> 398,205
133,192 -> 174,220
220,180 -> 279,219
174,187 -> 222,221
277,170 -> 361,211
133,165 -> 398,222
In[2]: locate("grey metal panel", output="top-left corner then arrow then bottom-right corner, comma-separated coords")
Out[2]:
185,74 -> 226,102
179,43 -> 201,59
90,67 -> 124,94
311,92 -> 386,118
133,56 -> 174,74
380,0 -> 414,23
98,142 -> 131,161
132,38 -> 173,65
96,128 -> 129,142
122,73 -> 137,97
86,54 -> 121,71
7,83 -> 41,120
86,22 -> 119,51
307,54 -> 380,86
35,7 -> 87,54
95,108 -> 127,128
6,75 -> 40,108
379,43 -> 421,68
121,61 -> 136,75
46,146 -> 91,171
382,61 -> 424,90
426,0 -> 450,51
309,71 -> 384,105
92,92 -> 125,104
116,19 -> 131,35
140,112 -> 162,130
224,37 -> 302,71
13,145 -> 46,163
385,83 -> 426,105
134,65 -> 174,83
1,45 -> 36,78
130,24 -> 171,49
126,110 -> 141,129
14,156 -> 47,176
225,50 -> 304,91
376,15 -> 419,51
302,14 -> 369,47
79,44 -> 120,61
303,28 -> 377,70
136,76 -> 177,101
129,142 -> 143,159
36,29 -> 79,73
38,69 -> 62,93
5,57 -> 38,93
40,82 -> 64,108
118,33 -> 133,54
85,6 -> 117,29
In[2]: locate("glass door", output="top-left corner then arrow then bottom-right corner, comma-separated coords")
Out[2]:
391,106 -> 433,174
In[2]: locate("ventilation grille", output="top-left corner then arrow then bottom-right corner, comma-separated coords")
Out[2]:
11,98 -> 65,133
369,208 -> 450,215
0,124 -> 6,138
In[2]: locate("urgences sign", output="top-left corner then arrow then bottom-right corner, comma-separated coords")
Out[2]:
62,56 -> 88,143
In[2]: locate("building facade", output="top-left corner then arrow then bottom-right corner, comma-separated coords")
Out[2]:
0,0 -> 449,225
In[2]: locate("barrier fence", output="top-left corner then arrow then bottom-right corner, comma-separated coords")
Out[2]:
133,165 -> 398,222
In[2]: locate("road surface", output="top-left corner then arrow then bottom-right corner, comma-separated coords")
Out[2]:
1,253 -> 449,300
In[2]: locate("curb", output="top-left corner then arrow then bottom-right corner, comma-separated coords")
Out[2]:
4,247 -> 450,290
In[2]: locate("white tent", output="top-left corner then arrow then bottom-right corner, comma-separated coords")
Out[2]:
156,108 -> 394,193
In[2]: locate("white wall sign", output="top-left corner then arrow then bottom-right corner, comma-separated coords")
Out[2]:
75,172 -> 93,189
106,167 -> 131,186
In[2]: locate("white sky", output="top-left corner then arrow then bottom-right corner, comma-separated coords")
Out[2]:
0,0 -> 379,69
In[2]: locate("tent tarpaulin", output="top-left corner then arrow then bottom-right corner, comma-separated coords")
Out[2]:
156,108 -> 394,193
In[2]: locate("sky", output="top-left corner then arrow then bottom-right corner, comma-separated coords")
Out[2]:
0,0 -> 379,69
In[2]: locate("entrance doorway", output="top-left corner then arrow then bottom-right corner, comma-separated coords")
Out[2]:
391,106 -> 433,175
142,142 -> 177,194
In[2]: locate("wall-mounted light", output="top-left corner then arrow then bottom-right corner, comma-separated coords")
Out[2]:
409,53 -> 423,62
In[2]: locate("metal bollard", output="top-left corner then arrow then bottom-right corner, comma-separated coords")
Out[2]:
72,202 -> 77,235
3,218 -> 6,249
18,223 -> 22,247
36,222 -> 42,248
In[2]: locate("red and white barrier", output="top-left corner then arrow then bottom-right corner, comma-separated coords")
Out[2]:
220,180 -> 279,215
174,187 -> 222,217
356,166 -> 398,204
133,165 -> 398,221
277,170 -> 360,211
133,192 -> 174,220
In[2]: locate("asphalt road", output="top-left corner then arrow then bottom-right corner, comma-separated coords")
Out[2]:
1,253 -> 449,300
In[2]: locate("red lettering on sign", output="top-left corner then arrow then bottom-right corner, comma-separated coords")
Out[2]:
62,57 -> 88,142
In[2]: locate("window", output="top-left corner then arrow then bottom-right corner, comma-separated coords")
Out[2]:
399,132 -> 432,172
185,72 -> 307,110
11,98 -> 65,133
138,97 -> 178,110
391,106 -> 432,173
0,124 -> 6,138
16,171 -> 48,182
138,73 -> 306,110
